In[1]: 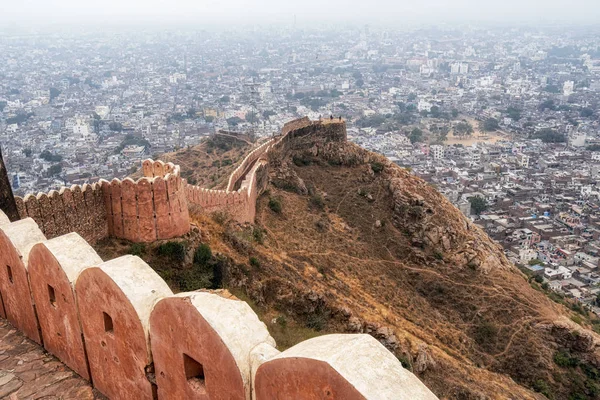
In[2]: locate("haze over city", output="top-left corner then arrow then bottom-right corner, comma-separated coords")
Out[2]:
2,0 -> 600,28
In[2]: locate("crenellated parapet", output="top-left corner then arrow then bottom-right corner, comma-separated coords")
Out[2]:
0,209 -> 438,400
101,159 -> 190,242
11,117 -> 347,239
14,183 -> 108,244
14,159 -> 190,243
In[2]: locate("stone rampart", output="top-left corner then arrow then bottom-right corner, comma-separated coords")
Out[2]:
0,209 -> 438,400
14,183 -> 108,244
14,160 -> 190,243
10,117 -> 345,237
185,117 -> 341,224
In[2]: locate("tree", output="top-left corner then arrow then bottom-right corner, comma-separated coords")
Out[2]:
22,148 -> 32,157
409,128 -> 423,144
109,122 -> 123,132
454,121 -> 474,137
536,129 -> 565,143
355,79 -> 364,88
506,106 -> 522,121
468,196 -> 488,215
245,111 -> 258,124
581,107 -> 595,118
0,101 -> 6,112
49,87 -> 61,101
226,116 -> 243,126
219,95 -> 230,103
48,164 -> 62,176
451,109 -> 459,118
480,118 -> 500,132
262,110 -> 276,119
40,150 -> 62,162
539,99 -> 556,111
204,115 -> 215,123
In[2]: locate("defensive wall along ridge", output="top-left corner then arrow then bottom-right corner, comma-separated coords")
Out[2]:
0,209 -> 438,399
11,117 -> 343,244
12,160 -> 189,244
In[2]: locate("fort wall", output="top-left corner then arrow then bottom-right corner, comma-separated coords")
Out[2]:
0,210 -> 438,400
11,118 -> 344,240
14,160 -> 189,243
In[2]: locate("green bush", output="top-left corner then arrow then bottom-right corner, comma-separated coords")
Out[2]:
370,161 -> 384,173
156,241 -> 186,262
534,275 -> 544,283
249,256 -> 261,269
532,379 -> 553,399
252,227 -> 265,244
269,197 -> 282,214
211,211 -> 229,225
293,155 -> 312,166
309,194 -> 325,210
474,320 -> 498,346
194,243 -> 212,266
554,351 -> 579,368
129,243 -> 146,257
275,315 -> 287,328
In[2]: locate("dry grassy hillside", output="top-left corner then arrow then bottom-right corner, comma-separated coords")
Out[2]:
97,130 -> 600,400
160,135 -> 251,189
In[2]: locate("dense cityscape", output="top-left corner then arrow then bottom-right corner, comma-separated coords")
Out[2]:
2,24 -> 600,311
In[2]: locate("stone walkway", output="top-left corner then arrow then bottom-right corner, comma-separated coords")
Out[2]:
0,318 -> 102,399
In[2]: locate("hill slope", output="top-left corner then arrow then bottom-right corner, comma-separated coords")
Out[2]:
98,127 -> 600,399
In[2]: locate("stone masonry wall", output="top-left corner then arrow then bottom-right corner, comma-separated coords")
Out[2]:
185,117 -> 339,224
0,209 -> 438,400
11,118 -> 343,241
14,160 -> 189,243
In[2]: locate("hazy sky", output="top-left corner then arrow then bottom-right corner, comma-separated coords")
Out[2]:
2,0 -> 600,27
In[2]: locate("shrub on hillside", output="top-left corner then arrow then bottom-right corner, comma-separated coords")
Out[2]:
309,194 -> 325,210
156,241 -> 186,262
370,161 -> 384,173
269,197 -> 282,214
129,243 -> 146,257
554,350 -> 579,368
194,243 -> 212,266
249,256 -> 261,269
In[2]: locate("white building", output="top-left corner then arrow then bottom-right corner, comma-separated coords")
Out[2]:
451,62 -> 469,75
430,145 -> 444,160
517,153 -> 530,168
417,100 -> 433,112
544,265 -> 573,280
519,248 -> 538,264
563,81 -> 574,97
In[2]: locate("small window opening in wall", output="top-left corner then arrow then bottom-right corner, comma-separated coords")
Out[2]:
6,265 -> 13,284
183,354 -> 207,394
103,312 -> 114,334
48,284 -> 56,307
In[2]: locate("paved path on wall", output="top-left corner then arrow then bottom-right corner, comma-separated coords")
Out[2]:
0,319 -> 104,399
231,139 -> 273,191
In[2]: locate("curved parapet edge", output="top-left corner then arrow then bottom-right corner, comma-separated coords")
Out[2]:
150,291 -> 275,400
75,255 -> 173,399
28,232 -> 103,380
0,218 -> 47,343
255,334 -> 438,400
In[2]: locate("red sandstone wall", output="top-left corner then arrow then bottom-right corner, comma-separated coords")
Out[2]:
14,184 -> 108,243
185,118 -> 344,225
15,160 -> 190,243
